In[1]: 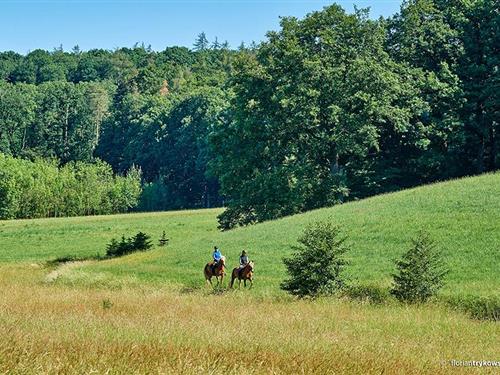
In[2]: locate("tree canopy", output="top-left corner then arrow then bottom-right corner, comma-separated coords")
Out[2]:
0,0 -> 498,224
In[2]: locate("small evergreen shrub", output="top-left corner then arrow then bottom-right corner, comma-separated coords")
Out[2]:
131,231 -> 153,251
158,231 -> 169,246
105,232 -> 153,258
281,221 -> 349,298
391,231 -> 448,303
106,236 -> 129,257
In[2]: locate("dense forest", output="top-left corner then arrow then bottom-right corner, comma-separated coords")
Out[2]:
0,0 -> 498,226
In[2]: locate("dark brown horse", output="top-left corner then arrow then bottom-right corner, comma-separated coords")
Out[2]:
204,256 -> 226,286
230,261 -> 254,288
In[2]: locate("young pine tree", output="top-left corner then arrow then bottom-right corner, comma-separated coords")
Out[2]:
281,221 -> 349,298
105,238 -> 120,258
391,232 -> 448,303
106,235 -> 133,257
158,231 -> 169,246
132,231 -> 153,251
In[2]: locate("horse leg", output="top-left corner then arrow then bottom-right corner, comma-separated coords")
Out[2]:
204,269 -> 211,286
244,279 -> 247,288
249,278 -> 253,289
205,266 -> 213,287
215,274 -> 222,287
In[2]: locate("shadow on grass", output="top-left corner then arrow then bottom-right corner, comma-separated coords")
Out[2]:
342,284 -> 499,321
342,284 -> 391,305
45,254 -> 104,267
444,295 -> 499,322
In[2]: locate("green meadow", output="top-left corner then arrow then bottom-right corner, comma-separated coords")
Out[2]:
1,172 -> 499,298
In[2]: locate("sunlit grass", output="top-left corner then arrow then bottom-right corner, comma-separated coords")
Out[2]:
0,264 -> 498,374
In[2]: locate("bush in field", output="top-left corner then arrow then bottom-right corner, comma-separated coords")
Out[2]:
106,232 -> 153,258
391,232 -> 448,303
281,221 -> 349,298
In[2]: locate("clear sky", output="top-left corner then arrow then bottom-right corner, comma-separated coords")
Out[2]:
0,0 -> 403,54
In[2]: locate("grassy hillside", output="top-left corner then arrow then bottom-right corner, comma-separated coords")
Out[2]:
1,173 -> 499,299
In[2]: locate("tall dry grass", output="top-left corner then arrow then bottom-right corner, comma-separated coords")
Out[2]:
0,264 -> 498,374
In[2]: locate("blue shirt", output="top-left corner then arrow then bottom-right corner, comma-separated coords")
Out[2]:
213,249 -> 222,262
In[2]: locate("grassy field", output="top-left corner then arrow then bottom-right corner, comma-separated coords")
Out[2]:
0,265 -> 498,374
0,173 -> 499,373
1,172 -> 499,297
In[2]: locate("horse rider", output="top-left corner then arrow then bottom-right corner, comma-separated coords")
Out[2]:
238,250 -> 249,275
212,246 -> 223,272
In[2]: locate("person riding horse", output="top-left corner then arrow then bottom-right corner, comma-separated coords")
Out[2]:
230,251 -> 254,288
211,246 -> 223,273
205,247 -> 226,286
238,250 -> 249,276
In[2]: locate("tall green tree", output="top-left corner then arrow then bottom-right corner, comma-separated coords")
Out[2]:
211,5 -> 427,228
0,83 -> 37,156
384,0 -> 465,183
459,0 -> 499,173
154,87 -> 228,209
0,51 -> 23,81
28,81 -> 112,163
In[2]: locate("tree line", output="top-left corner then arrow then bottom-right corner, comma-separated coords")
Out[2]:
0,154 -> 141,219
0,0 -> 498,226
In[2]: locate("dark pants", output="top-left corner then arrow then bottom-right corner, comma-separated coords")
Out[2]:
211,261 -> 219,273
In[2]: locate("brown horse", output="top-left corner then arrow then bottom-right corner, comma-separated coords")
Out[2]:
204,256 -> 226,286
230,261 -> 254,288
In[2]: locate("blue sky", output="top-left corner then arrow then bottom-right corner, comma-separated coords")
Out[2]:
0,1 -> 403,54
